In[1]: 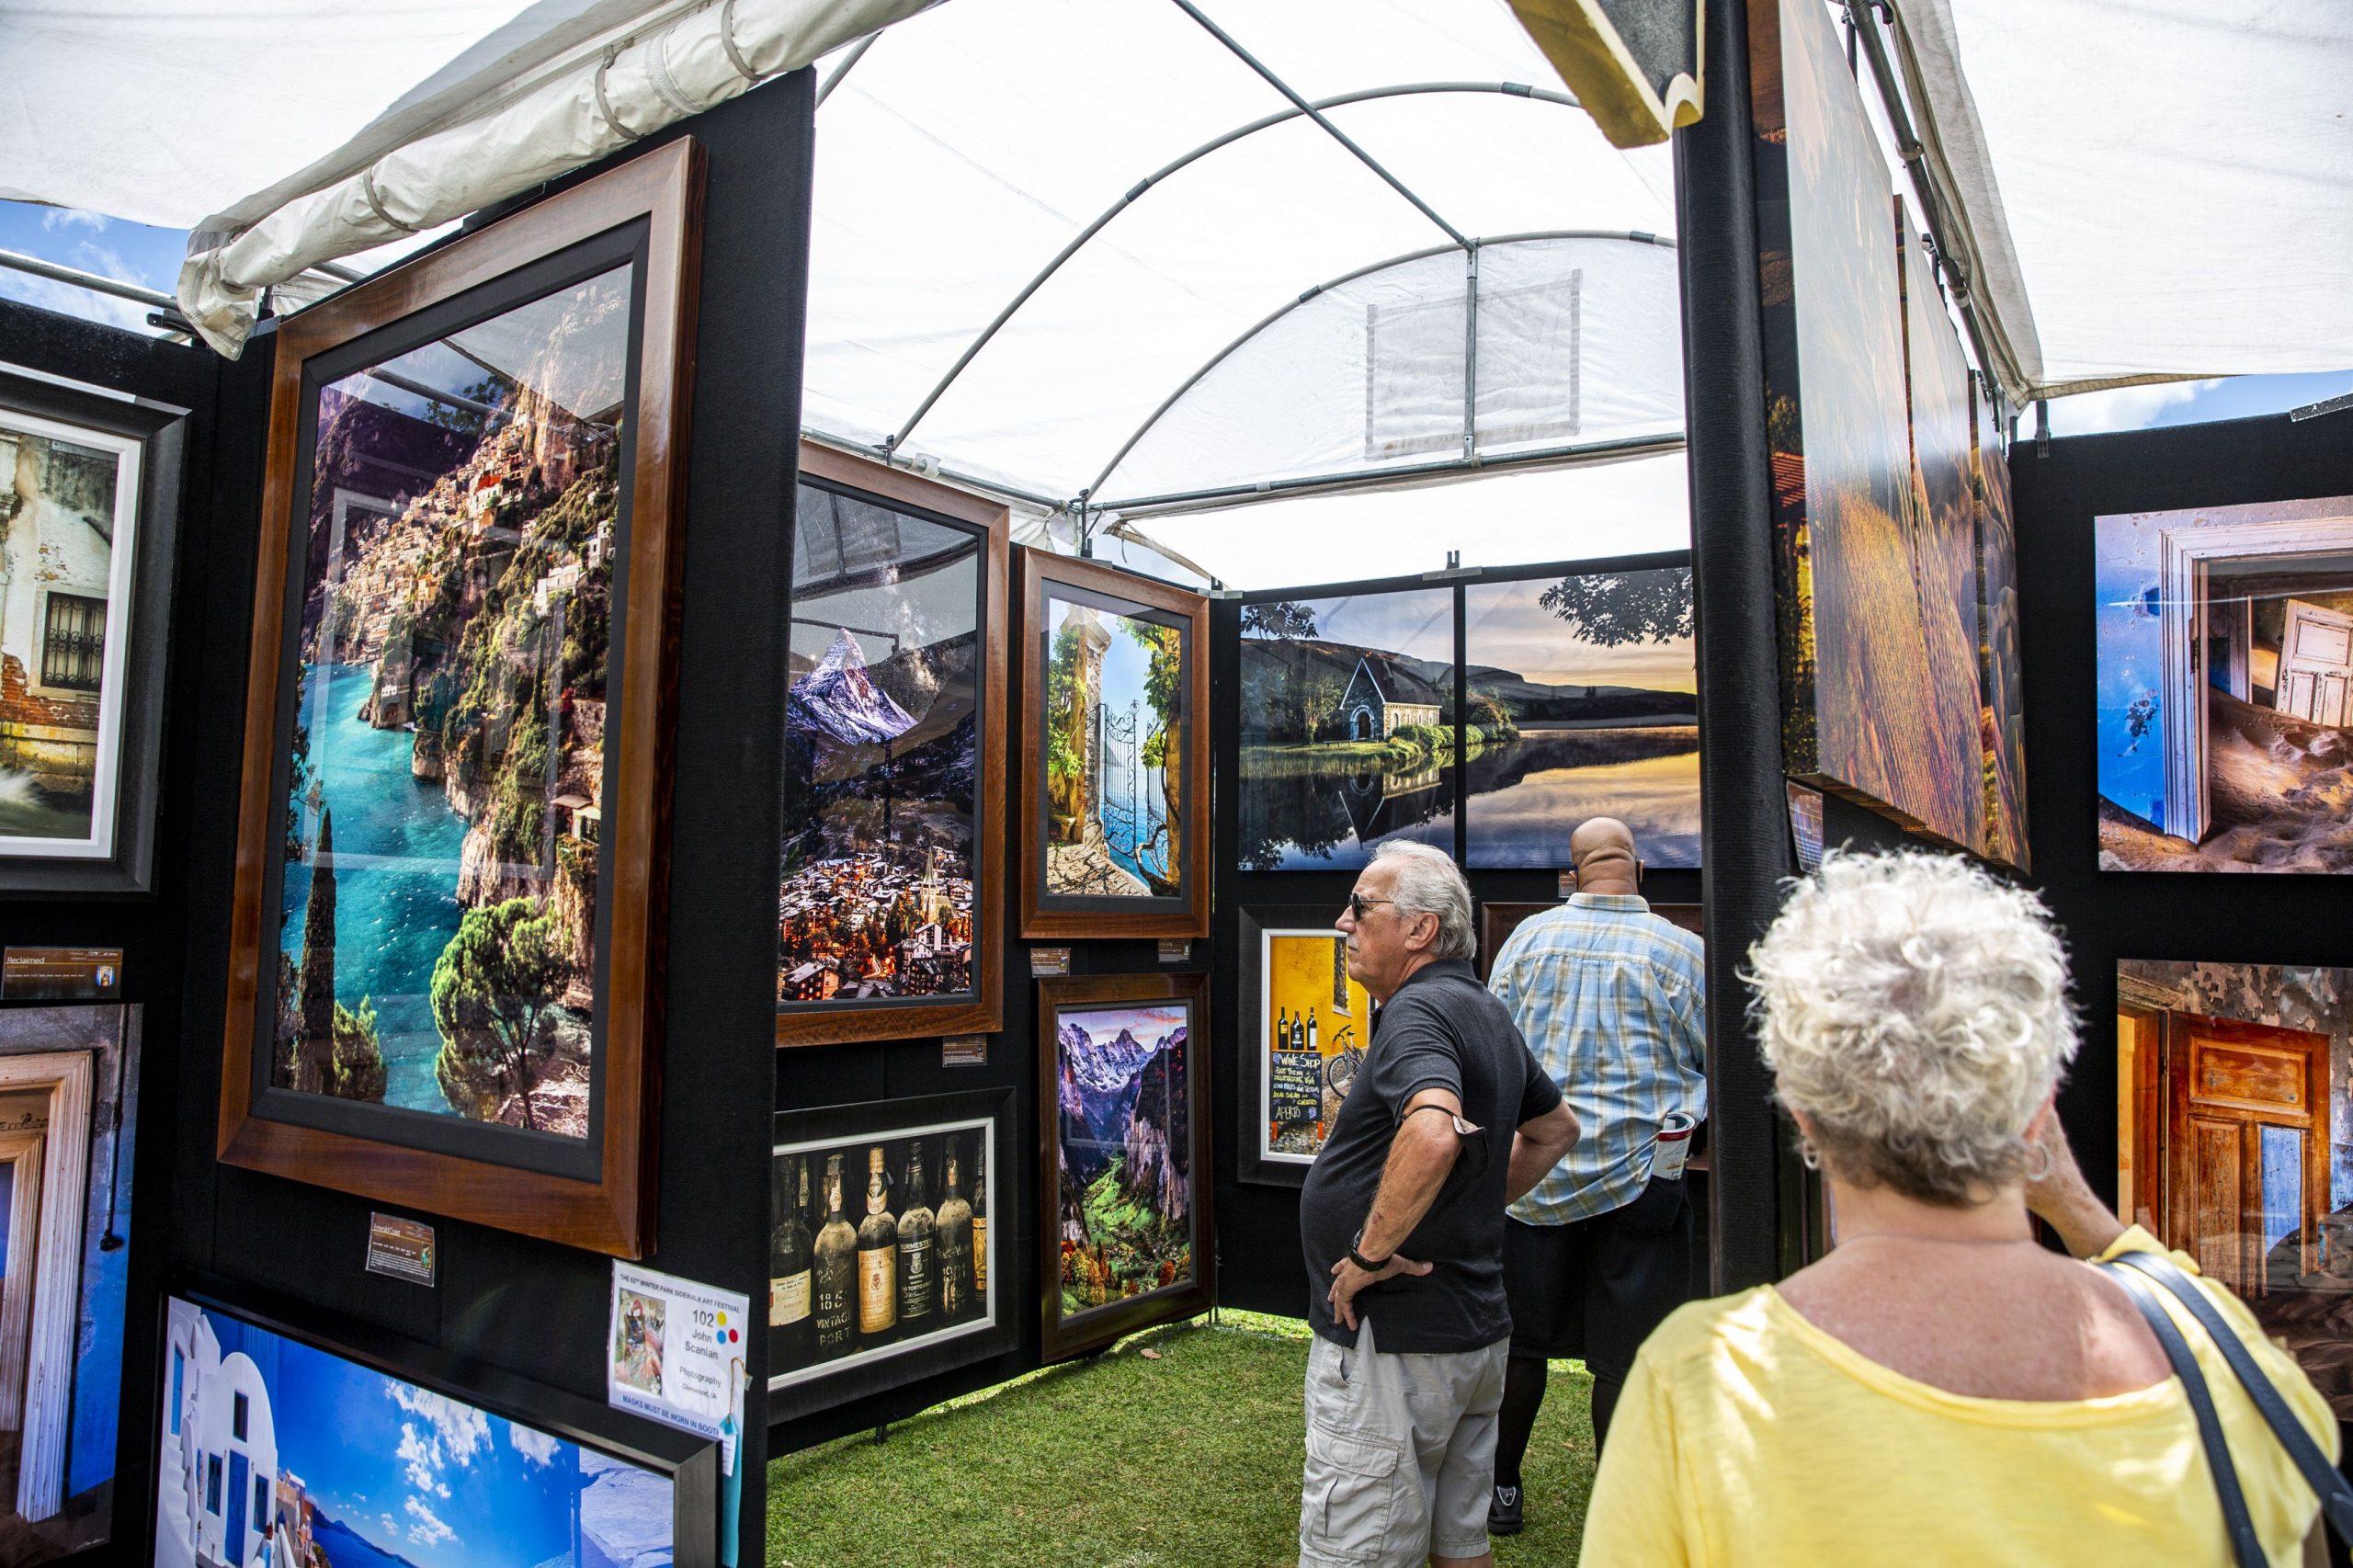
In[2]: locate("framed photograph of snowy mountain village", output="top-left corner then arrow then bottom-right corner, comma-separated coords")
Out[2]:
776,441 -> 1010,1048
1017,550 -> 1210,940
1037,971 -> 1215,1361
216,140 -> 704,1257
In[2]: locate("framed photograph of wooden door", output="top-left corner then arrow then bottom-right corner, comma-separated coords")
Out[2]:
2163,1012 -> 2330,1296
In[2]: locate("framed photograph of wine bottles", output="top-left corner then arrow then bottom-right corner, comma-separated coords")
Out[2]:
1038,971 -> 1216,1360
777,441 -> 1009,1047
215,140 -> 704,1258
1017,550 -> 1210,940
767,1088 -> 1017,1421
1237,905 -> 1370,1187
0,364 -> 186,894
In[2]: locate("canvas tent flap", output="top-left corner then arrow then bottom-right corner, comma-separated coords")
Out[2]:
174,0 -> 939,356
1889,0 -> 2353,403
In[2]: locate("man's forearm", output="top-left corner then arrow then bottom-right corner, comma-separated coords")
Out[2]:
1504,1129 -> 1574,1205
1357,1118 -> 1461,1260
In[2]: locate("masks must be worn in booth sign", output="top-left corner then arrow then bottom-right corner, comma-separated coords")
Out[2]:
608,1262 -> 748,1474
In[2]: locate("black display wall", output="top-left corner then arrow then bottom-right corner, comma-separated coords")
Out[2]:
157,69 -> 821,1554
2013,409 -> 2353,1207
0,297 -> 228,1550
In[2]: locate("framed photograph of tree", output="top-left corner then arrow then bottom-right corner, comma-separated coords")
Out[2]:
1017,551 -> 1209,939
216,140 -> 704,1257
776,442 -> 1008,1047
1038,971 -> 1215,1360
767,1088 -> 1017,1422
0,365 -> 185,893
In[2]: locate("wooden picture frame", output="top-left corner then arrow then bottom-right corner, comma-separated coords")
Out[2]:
766,1088 -> 1017,1423
775,442 -> 1008,1047
1477,898 -> 1701,980
1237,903 -> 1370,1188
1036,971 -> 1215,1359
1017,551 -> 1210,939
218,140 -> 705,1258
0,366 -> 186,894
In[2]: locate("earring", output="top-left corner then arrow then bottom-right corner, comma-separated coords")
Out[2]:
2026,1138 -> 2053,1182
1797,1136 -> 1821,1171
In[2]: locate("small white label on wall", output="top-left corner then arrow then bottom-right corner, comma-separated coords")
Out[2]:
609,1261 -> 749,1474
1029,947 -> 1071,977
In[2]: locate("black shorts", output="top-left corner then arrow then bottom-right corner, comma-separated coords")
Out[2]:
1502,1176 -> 1692,1381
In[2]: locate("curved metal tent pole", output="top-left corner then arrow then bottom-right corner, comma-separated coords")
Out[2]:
882,81 -> 1581,456
1083,228 -> 1677,502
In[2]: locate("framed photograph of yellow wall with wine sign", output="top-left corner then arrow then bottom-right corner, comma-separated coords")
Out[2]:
1238,905 -> 1373,1187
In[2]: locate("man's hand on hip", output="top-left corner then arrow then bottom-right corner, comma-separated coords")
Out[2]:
1326,1253 -> 1432,1331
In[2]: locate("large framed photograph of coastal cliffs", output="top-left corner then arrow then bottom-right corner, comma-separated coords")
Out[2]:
776,442 -> 1009,1046
0,366 -> 185,893
1038,971 -> 1215,1360
1017,551 -> 1209,939
218,141 -> 704,1257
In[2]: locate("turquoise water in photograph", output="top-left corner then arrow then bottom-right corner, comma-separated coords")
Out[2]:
278,663 -> 467,1115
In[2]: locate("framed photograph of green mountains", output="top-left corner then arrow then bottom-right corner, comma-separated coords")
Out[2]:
217,140 -> 704,1258
1038,971 -> 1215,1360
1017,551 -> 1210,940
776,441 -> 1008,1048
0,366 -> 185,894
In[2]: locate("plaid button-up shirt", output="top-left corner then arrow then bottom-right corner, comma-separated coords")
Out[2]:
1488,892 -> 1708,1225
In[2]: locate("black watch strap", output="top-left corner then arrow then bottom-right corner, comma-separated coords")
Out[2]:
1349,1228 -> 1391,1272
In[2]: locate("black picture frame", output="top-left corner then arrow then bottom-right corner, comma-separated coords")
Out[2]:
156,1275 -> 720,1568
766,1087 -> 1017,1424
0,364 -> 186,895
1236,903 -> 1370,1188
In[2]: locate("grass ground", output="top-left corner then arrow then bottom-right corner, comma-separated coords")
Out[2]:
767,1311 -> 1597,1568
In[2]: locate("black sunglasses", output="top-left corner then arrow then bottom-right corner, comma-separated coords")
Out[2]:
1345,893 -> 1398,921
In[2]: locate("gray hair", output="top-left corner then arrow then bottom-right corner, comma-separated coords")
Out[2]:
1371,841 -> 1475,961
1746,850 -> 2078,1207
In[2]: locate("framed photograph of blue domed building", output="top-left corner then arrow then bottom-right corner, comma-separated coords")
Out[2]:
775,441 -> 1009,1048
217,141 -> 702,1258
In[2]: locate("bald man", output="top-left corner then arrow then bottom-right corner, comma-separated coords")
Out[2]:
1480,818 -> 1707,1536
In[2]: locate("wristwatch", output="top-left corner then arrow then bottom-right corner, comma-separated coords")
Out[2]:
1348,1227 -> 1390,1272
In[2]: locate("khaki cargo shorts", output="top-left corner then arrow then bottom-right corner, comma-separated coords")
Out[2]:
1297,1317 -> 1510,1567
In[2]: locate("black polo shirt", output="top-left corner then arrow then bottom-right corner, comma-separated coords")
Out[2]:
1298,957 -> 1563,1352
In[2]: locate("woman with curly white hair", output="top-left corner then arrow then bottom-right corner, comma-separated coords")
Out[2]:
1579,850 -> 2336,1566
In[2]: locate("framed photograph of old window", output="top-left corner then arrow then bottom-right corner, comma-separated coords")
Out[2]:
1238,904 -> 1371,1188
217,139 -> 704,1258
1017,551 -> 1209,939
767,1087 -> 1017,1423
0,365 -> 185,894
776,442 -> 1008,1047
1037,971 -> 1215,1360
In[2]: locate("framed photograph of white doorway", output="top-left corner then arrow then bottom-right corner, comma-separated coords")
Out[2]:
2095,494 -> 2353,874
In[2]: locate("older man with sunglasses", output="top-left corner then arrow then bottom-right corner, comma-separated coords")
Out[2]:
1296,841 -> 1581,1568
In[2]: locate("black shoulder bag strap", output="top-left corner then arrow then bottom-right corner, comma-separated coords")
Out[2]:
2098,1260 -> 2267,1568
2109,1248 -> 2353,1538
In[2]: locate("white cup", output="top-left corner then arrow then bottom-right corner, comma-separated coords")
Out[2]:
1651,1109 -> 1697,1181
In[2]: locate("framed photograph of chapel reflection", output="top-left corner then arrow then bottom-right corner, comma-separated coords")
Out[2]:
1038,971 -> 1216,1360
0,365 -> 185,894
1017,551 -> 1210,939
776,442 -> 1009,1047
767,1088 -> 1017,1422
217,140 -> 704,1258
1238,905 -> 1370,1187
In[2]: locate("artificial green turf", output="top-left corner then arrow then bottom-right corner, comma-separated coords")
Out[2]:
767,1311 -> 1597,1568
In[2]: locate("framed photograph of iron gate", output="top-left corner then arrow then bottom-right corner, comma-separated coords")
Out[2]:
777,442 -> 1009,1047
767,1087 -> 1017,1422
0,365 -> 186,894
216,140 -> 704,1258
1017,550 -> 1210,939
1037,971 -> 1215,1359
1237,903 -> 1373,1187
